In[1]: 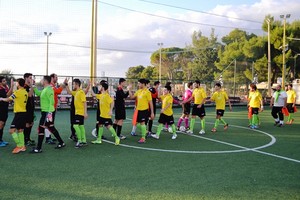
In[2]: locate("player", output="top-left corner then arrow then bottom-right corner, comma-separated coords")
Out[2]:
270,84 -> 287,127
177,82 -> 193,131
182,80 -> 207,135
31,76 -> 65,153
0,76 -> 13,147
113,78 -> 129,140
286,83 -> 297,124
128,79 -> 154,143
210,83 -> 232,132
247,83 -> 263,129
147,81 -> 160,136
151,85 -> 177,140
0,78 -> 27,154
23,73 -> 36,146
91,82 -> 120,145
65,79 -> 88,148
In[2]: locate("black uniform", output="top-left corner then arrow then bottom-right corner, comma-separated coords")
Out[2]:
114,86 -> 129,120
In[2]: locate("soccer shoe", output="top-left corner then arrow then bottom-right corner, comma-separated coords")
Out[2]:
151,134 -> 159,140
146,132 -> 152,138
19,146 -> 26,152
0,141 -> 9,146
186,130 -> 193,135
277,123 -> 284,127
138,138 -> 146,143
115,137 -> 120,145
172,134 -> 177,140
224,124 -> 229,131
55,143 -> 66,149
30,148 -> 42,153
120,135 -> 126,140
75,142 -> 83,148
26,140 -> 35,146
131,131 -> 137,136
12,147 -> 22,154
211,128 -> 217,132
0,142 -> 7,147
274,121 -> 279,126
199,130 -> 205,135
45,138 -> 56,145
91,140 -> 102,144
69,135 -> 78,142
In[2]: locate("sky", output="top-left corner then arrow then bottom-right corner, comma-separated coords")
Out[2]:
0,0 -> 300,78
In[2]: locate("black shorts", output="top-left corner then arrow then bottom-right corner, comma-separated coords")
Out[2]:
158,113 -> 174,125
192,104 -> 206,117
39,112 -> 54,127
25,109 -> 35,124
183,103 -> 191,115
137,110 -> 149,123
10,112 -> 27,130
251,107 -> 259,115
287,103 -> 294,113
0,108 -> 8,122
115,107 -> 126,120
74,115 -> 84,125
216,109 -> 225,117
98,117 -> 113,127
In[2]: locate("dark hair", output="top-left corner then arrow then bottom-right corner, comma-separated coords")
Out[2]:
166,82 -> 172,86
215,83 -> 221,88
154,81 -> 160,86
187,82 -> 193,88
50,73 -> 56,79
17,78 -> 25,87
138,78 -> 147,85
250,83 -> 257,90
145,79 -> 150,84
288,83 -> 293,88
119,78 -> 126,84
165,85 -> 171,92
100,80 -> 107,84
101,82 -> 108,90
23,73 -> 32,79
43,76 -> 51,84
194,80 -> 200,85
73,78 -> 81,87
0,76 -> 5,82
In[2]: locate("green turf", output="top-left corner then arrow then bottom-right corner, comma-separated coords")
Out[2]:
0,107 -> 300,200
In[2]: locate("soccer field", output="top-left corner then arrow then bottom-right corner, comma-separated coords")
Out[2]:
1,106 -> 300,200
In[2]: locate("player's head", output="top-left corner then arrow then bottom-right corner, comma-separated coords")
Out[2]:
16,78 -> 25,88
166,82 -> 172,87
119,78 -> 126,86
287,83 -> 293,90
193,80 -> 200,88
101,82 -> 108,91
145,79 -> 150,87
50,73 -> 58,84
250,83 -> 257,91
187,82 -> 193,89
138,78 -> 147,89
165,85 -> 171,93
43,76 -> 51,86
154,81 -> 160,87
73,78 -> 81,89
275,84 -> 281,91
0,76 -> 6,86
23,73 -> 33,85
215,82 -> 221,90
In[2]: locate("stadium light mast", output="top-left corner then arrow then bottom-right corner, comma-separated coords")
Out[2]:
157,42 -> 163,82
266,18 -> 272,96
44,32 -> 52,75
90,0 -> 98,84
280,14 -> 290,88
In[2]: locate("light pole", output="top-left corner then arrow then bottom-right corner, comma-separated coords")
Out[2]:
266,18 -> 272,96
280,14 -> 290,88
157,42 -> 163,82
44,32 -> 52,75
294,53 -> 300,79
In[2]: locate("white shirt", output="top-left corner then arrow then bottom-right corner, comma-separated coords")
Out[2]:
272,90 -> 287,107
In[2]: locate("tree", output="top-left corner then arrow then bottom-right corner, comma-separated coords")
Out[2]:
125,65 -> 145,79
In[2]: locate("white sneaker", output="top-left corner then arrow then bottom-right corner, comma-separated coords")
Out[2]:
199,129 -> 205,135
172,134 -> 177,140
151,134 -> 159,139
186,130 -> 193,135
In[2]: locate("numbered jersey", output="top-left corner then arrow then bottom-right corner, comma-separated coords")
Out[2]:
9,88 -> 28,113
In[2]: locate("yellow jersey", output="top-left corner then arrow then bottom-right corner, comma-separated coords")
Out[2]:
286,89 -> 296,104
248,90 -> 262,108
73,89 -> 86,116
9,88 -> 28,113
192,87 -> 207,104
211,91 -> 228,110
96,92 -> 113,119
161,94 -> 173,116
134,88 -> 152,111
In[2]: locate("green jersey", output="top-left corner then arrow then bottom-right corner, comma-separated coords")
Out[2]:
34,86 -> 54,112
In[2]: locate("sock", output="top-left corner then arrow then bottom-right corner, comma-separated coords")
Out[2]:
288,113 -> 293,121
117,125 -> 122,137
275,118 -> 279,123
71,124 -> 76,137
96,124 -> 99,136
184,117 -> 189,128
18,132 -> 25,147
220,118 -> 227,125
252,114 -> 258,126
156,124 -> 163,136
140,124 -> 147,139
79,125 -> 86,142
37,134 -> 45,150
113,123 -> 117,131
148,120 -> 153,132
24,127 -> 30,142
165,124 -> 169,129
280,120 -> 284,124
214,119 -> 220,128
73,124 -> 82,142
131,126 -> 137,133
0,128 -> 3,141
201,118 -> 206,130
97,127 -> 104,140
11,132 -> 20,147
190,118 -> 195,131
177,118 -> 183,127
49,127 -> 64,144
109,127 -> 117,137
248,118 -> 251,125
171,124 -> 176,135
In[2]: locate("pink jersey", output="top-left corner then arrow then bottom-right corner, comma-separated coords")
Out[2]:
183,89 -> 193,102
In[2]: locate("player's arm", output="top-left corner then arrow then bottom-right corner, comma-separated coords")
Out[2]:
270,96 -> 274,108
161,102 -> 171,113
33,87 -> 41,96
6,78 -> 14,97
0,97 -> 11,102
109,98 -> 114,116
127,85 -> 135,100
84,81 -> 91,95
149,99 -> 154,120
182,95 -> 193,104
